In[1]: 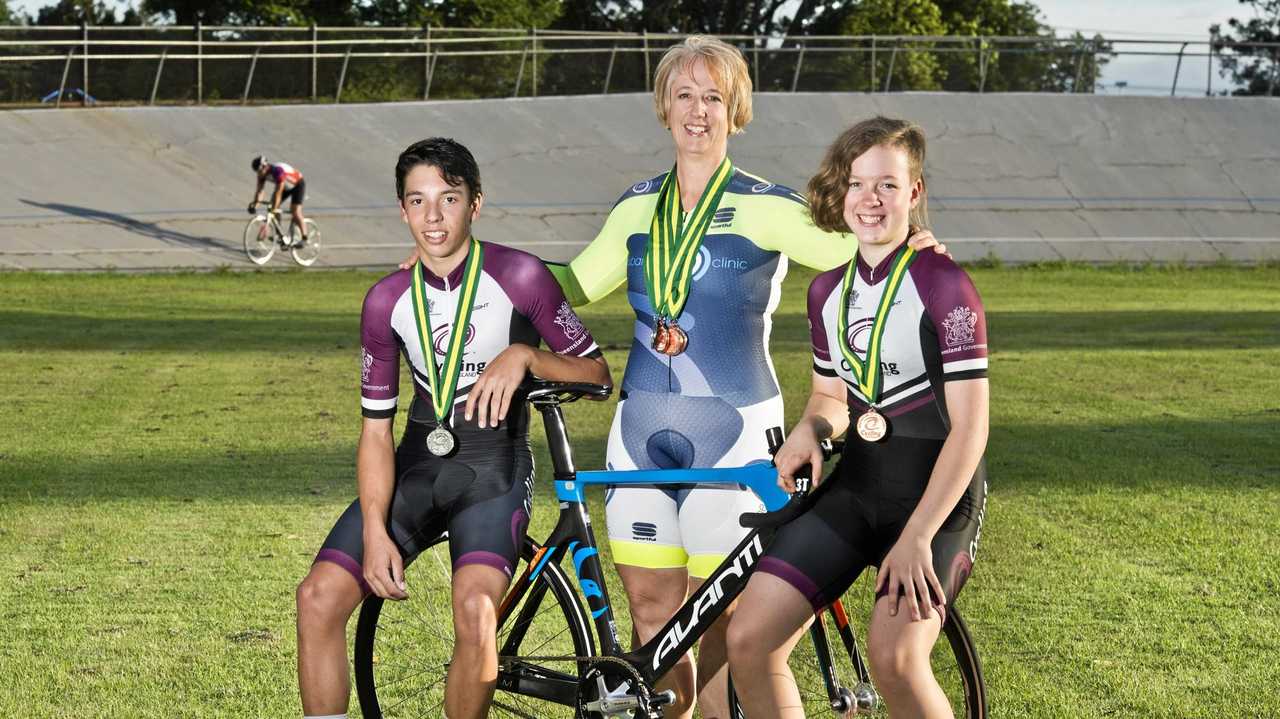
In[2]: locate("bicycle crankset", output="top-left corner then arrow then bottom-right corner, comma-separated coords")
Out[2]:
577,658 -> 674,719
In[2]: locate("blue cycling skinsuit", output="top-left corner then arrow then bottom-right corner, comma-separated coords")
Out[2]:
550,166 -> 853,577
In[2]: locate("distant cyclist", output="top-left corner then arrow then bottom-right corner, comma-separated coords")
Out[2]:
249,155 -> 309,242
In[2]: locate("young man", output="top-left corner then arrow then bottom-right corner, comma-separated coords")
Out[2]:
249,155 -> 309,241
295,138 -> 611,719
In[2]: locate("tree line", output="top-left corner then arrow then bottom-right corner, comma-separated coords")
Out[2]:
1,0 -> 1275,97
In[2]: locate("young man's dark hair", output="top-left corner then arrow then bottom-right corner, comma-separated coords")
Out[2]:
395,137 -> 482,201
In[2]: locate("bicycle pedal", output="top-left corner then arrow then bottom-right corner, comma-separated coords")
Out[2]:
650,690 -> 675,707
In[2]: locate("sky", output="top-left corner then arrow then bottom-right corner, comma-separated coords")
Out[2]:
1033,0 -> 1247,95
6,0 -> 1257,95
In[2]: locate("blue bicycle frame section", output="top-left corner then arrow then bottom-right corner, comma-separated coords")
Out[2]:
556,464 -> 789,511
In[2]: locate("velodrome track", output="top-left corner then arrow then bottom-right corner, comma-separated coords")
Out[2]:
1,93 -> 1277,271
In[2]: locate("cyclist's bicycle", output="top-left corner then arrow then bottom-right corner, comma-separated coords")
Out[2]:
353,381 -> 986,718
243,202 -> 321,267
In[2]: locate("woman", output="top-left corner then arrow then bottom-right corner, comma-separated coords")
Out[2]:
725,116 -> 989,718
549,41 -> 947,718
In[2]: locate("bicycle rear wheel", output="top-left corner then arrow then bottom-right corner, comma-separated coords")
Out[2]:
243,216 -> 276,265
354,535 -> 595,718
290,219 -> 321,267
730,572 -> 986,718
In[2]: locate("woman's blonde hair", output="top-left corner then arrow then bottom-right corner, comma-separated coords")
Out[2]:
652,35 -> 753,135
807,116 -> 930,233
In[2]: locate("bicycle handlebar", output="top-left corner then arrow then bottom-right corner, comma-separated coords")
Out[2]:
738,438 -> 839,529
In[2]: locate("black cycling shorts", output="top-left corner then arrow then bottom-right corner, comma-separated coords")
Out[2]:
314,415 -> 533,595
758,435 -> 986,614
281,178 -> 306,206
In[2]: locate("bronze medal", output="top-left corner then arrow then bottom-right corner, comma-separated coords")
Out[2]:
855,409 -> 888,442
652,319 -> 670,353
426,426 -> 456,457
665,323 -> 688,356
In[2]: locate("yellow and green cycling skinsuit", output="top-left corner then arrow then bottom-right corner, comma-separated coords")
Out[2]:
550,166 -> 854,578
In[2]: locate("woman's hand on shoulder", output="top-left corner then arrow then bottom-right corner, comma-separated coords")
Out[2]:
906,228 -> 950,260
398,247 -> 422,270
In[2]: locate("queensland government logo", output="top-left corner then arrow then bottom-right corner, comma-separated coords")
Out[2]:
360,346 -> 374,383
942,306 -> 978,347
554,301 -> 585,340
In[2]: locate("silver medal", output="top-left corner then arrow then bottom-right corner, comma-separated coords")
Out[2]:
426,426 -> 456,457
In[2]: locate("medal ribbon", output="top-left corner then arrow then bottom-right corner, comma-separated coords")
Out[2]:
837,245 -> 917,404
644,157 -> 734,321
409,238 -> 484,425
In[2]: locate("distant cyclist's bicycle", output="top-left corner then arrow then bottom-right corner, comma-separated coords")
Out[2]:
243,202 -> 321,266
353,381 -> 987,718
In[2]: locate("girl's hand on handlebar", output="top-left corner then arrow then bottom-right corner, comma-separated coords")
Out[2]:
774,425 -> 824,493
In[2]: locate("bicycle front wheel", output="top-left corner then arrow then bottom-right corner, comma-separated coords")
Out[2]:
354,535 -> 595,718
730,574 -> 986,718
243,216 -> 276,265
290,219 -> 321,266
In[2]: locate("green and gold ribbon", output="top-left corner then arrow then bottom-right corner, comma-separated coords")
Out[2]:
837,245 -> 917,404
644,157 -> 734,321
409,238 -> 484,425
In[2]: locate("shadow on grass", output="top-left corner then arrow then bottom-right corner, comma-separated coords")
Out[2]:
4,309 -> 1279,353
0,310 -> 358,353
18,199 -> 238,255
987,416 -> 1280,492
3,417 -> 1274,503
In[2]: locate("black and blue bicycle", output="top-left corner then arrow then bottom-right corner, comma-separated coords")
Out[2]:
353,381 -> 986,718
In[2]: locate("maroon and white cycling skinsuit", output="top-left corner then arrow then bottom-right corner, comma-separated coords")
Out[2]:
758,245 -> 989,612
315,241 -> 601,593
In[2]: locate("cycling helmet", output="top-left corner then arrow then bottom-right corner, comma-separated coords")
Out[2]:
251,155 -> 268,172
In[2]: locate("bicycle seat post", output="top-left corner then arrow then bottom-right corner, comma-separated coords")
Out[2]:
537,402 -> 577,479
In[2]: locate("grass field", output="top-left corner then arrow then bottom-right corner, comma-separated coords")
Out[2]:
1,264 -> 1278,718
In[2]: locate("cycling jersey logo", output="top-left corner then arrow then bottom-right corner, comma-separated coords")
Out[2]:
711,206 -> 736,228
942,306 -> 978,347
750,181 -> 775,194
360,347 -> 374,383
631,522 -> 658,541
847,289 -> 861,310
432,323 -> 475,355
554,301 -> 585,340
691,247 -> 712,281
632,180 -> 653,194
843,317 -> 874,354
690,247 -> 748,281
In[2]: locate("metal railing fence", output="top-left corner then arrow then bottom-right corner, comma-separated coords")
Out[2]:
1,25 -> 1276,107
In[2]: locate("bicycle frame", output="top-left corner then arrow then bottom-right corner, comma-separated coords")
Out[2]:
510,398 -> 793,689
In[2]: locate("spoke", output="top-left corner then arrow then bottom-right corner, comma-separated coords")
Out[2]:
381,675 -> 447,716
378,664 -> 447,692
490,697 -> 543,718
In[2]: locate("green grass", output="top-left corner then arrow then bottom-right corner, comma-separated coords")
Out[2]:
1,264 -> 1278,718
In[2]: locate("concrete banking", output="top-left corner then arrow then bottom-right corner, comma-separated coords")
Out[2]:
1,93 -> 1277,270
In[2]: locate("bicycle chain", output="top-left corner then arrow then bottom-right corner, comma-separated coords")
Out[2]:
501,654 -> 654,711
502,653 -> 646,680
